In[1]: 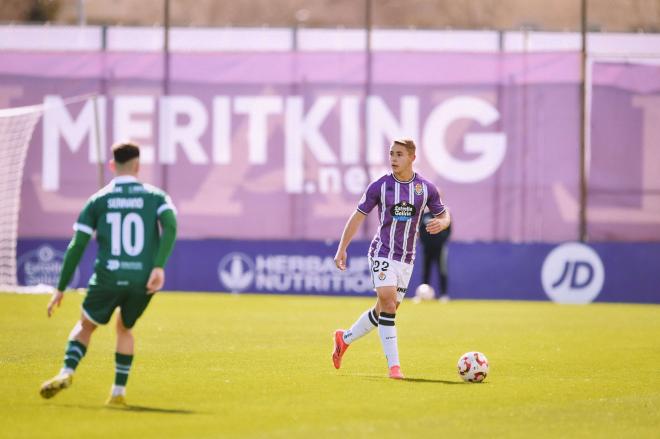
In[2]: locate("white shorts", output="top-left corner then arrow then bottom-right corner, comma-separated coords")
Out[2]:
369,256 -> 414,302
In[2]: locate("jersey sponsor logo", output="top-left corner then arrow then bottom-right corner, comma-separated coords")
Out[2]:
390,201 -> 416,221
541,242 -> 605,304
107,198 -> 144,209
17,244 -> 80,287
414,183 -> 423,195
116,261 -> 144,271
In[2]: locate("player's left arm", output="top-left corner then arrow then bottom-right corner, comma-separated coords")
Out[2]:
425,185 -> 451,235
148,206 -> 178,294
426,209 -> 450,234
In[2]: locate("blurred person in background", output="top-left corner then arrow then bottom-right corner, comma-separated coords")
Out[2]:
419,212 -> 452,302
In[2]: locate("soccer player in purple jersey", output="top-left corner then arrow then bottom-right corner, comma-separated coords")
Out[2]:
332,139 -> 450,379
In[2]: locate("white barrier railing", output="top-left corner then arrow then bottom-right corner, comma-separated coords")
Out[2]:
1,24 -> 660,55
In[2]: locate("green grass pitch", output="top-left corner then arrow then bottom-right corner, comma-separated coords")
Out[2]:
1,292 -> 659,438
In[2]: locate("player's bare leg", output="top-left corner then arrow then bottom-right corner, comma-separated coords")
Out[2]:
70,315 -> 97,346
40,315 -> 96,399
376,286 -> 404,379
107,314 -> 133,407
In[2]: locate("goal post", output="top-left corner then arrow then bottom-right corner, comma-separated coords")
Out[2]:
0,104 -> 43,291
0,94 -> 102,293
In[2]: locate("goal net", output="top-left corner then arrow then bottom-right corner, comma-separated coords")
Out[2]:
0,104 -> 44,291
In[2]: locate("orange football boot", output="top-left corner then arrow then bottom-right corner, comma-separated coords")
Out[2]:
389,365 -> 404,380
332,330 -> 350,369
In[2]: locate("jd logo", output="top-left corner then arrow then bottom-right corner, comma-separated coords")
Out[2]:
217,252 -> 254,292
541,243 -> 605,304
552,261 -> 594,289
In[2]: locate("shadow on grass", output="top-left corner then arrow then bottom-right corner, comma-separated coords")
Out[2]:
109,404 -> 197,414
351,375 -> 465,384
403,377 -> 466,385
55,403 -> 199,414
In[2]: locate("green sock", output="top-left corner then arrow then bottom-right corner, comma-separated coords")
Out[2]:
115,353 -> 133,386
63,340 -> 87,372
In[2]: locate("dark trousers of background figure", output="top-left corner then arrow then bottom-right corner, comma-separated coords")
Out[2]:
421,244 -> 449,298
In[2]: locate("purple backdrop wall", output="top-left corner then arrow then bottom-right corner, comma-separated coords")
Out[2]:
2,51 -> 658,242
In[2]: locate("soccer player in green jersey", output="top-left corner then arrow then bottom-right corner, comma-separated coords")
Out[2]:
39,141 -> 177,407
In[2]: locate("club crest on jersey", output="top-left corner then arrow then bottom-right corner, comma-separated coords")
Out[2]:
414,183 -> 423,196
378,271 -> 386,281
390,201 -> 417,221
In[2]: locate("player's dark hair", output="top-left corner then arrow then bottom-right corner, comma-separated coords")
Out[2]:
393,139 -> 416,155
112,141 -> 140,164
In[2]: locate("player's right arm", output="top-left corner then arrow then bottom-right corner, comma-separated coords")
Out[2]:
334,179 -> 380,270
48,230 -> 92,317
334,211 -> 366,271
48,198 -> 97,317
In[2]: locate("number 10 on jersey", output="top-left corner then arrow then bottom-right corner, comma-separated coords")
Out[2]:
106,212 -> 144,257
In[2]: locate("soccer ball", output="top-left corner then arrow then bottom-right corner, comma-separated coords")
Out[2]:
415,283 -> 435,301
457,351 -> 489,383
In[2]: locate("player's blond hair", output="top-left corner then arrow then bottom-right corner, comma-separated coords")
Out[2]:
392,138 -> 416,156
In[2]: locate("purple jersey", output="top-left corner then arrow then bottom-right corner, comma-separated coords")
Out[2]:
357,173 -> 446,264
